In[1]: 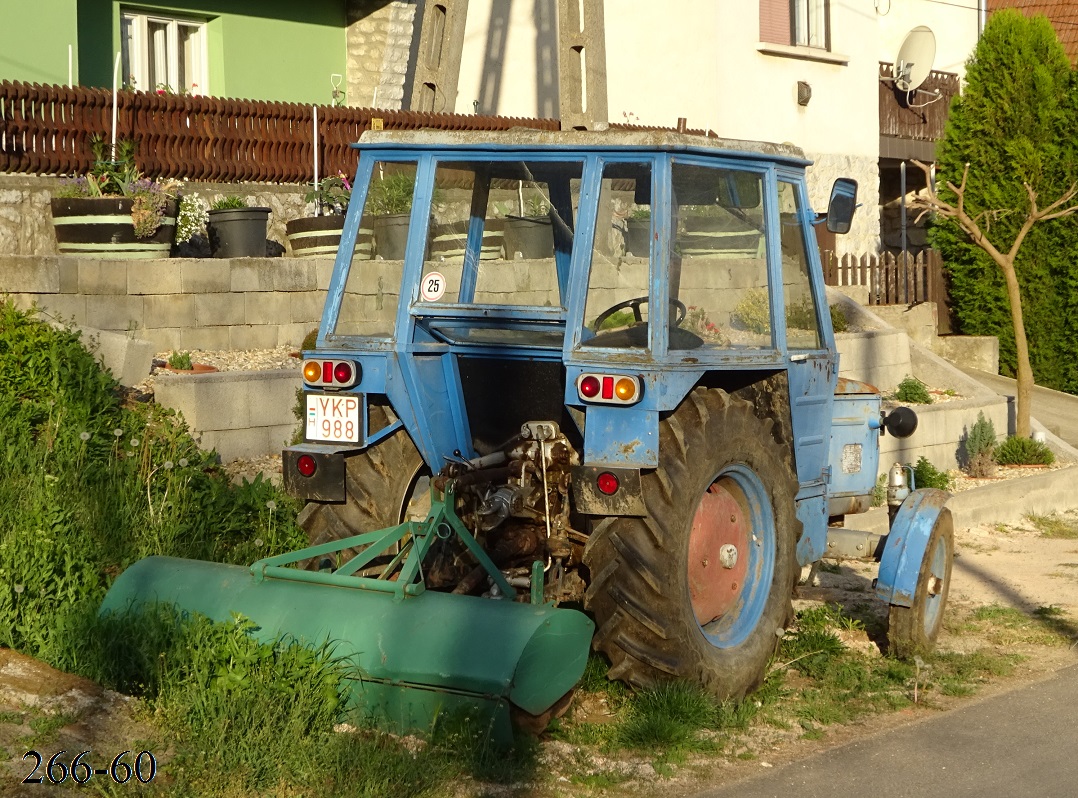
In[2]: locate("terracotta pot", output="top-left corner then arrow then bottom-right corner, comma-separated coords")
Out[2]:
164,363 -> 219,374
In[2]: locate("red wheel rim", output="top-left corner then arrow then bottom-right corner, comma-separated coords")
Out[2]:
688,479 -> 750,626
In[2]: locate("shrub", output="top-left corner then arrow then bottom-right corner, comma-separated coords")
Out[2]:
964,411 -> 998,477
894,376 -> 932,404
913,456 -> 953,491
830,304 -> 849,333
732,288 -> 771,334
995,435 -> 1055,466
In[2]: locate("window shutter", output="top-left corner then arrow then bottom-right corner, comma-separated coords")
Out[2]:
760,0 -> 791,46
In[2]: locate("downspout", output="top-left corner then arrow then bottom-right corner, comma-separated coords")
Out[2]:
979,0 -> 986,38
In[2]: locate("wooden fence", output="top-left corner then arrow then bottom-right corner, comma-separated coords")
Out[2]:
822,248 -> 952,333
0,81 -> 560,183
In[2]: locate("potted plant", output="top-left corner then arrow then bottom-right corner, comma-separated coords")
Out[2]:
51,136 -> 180,259
160,350 -> 218,374
172,193 -> 211,257
207,195 -> 271,258
285,173 -> 373,258
503,192 -> 554,260
367,171 -> 418,260
623,207 -> 651,257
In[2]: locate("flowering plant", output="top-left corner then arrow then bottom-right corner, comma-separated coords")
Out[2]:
55,135 -> 181,239
305,172 -> 352,216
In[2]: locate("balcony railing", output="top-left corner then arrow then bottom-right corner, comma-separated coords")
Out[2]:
879,63 -> 959,142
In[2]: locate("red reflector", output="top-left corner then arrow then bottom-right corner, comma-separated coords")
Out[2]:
297,454 -> 317,477
597,472 -> 619,495
601,376 -> 614,400
321,362 -> 333,383
579,375 -> 601,398
333,362 -> 353,383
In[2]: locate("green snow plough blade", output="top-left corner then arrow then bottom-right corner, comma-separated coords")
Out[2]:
99,487 -> 594,745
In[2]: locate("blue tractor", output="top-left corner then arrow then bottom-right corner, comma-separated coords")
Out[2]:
104,129 -> 952,739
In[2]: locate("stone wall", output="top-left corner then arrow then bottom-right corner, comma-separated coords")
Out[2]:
0,175 -> 311,258
805,152 -> 881,257
347,0 -> 419,110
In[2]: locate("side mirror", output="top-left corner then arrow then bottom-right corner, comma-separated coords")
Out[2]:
826,178 -> 858,234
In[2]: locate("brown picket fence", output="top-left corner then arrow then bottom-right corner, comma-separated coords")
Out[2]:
822,248 -> 952,333
0,81 -> 561,183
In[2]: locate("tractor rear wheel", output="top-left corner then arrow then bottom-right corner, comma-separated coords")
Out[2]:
298,405 -> 428,549
583,387 -> 800,700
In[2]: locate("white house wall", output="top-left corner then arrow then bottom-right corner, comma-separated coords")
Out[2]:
455,0 -> 979,254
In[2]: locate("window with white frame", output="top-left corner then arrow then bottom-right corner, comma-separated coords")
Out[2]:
121,10 -> 207,95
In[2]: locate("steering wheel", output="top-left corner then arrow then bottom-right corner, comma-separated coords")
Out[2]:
593,296 -> 688,331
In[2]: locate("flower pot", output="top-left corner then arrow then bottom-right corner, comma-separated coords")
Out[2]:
208,207 -> 271,258
164,363 -> 219,374
428,219 -> 505,262
624,217 -> 651,257
286,215 -> 373,258
51,197 -> 178,259
503,215 -> 553,260
680,216 -> 762,258
373,213 -> 411,260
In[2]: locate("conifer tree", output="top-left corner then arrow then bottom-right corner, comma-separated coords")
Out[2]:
930,10 -> 1078,395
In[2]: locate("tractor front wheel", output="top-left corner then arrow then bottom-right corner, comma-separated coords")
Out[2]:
888,508 -> 953,658
584,387 -> 800,700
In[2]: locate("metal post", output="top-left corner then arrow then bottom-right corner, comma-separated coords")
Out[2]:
900,161 -> 908,302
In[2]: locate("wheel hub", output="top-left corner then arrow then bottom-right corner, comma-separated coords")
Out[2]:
688,480 -> 750,625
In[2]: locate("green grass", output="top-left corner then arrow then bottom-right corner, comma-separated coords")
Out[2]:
1027,512 -> 1078,539
954,603 -> 1077,647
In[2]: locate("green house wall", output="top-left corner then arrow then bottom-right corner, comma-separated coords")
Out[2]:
2,0 -> 82,86
72,0 -> 347,104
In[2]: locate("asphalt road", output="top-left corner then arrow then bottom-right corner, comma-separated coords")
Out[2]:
958,366 -> 1078,448
692,664 -> 1078,798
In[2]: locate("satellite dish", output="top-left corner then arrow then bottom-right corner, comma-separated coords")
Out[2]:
892,26 -> 936,92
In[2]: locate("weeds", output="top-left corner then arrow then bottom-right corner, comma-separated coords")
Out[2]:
893,375 -> 932,404
1027,513 -> 1078,539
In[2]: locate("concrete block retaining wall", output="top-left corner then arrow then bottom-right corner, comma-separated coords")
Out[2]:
3,255 -> 334,352
153,370 -> 299,462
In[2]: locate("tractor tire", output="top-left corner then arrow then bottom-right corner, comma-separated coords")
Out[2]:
888,508 -> 953,659
298,405 -> 428,549
583,387 -> 800,700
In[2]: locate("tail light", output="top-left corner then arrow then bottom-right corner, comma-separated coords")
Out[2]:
296,454 -> 317,477
302,359 -> 359,388
597,471 -> 620,495
575,373 -> 641,405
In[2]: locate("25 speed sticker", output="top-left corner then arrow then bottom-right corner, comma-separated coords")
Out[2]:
23,750 -> 157,785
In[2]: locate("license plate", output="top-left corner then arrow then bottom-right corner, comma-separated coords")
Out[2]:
306,393 -> 362,443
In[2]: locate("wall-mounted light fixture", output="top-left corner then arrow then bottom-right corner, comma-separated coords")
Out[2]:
797,81 -> 812,106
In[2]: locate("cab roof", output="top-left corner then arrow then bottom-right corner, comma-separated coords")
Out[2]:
356,128 -> 810,167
